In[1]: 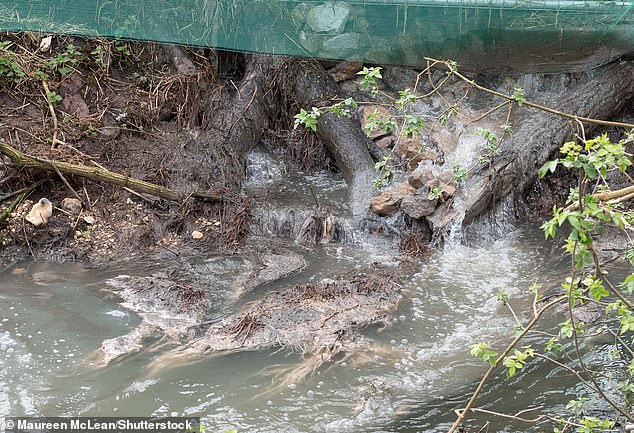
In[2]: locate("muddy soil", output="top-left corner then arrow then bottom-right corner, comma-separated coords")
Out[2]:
0,37 -> 284,265
2,35 -> 633,267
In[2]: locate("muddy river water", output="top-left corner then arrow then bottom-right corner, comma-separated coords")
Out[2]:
1,225 -> 603,432
0,164 -> 620,432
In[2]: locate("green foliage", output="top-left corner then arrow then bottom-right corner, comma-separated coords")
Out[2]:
621,274 -> 634,295
625,247 -> 634,268
0,41 -> 25,86
373,156 -> 393,189
29,69 -> 49,81
536,129 -> 634,433
46,90 -> 62,107
538,159 -> 559,178
357,66 -> 382,97
565,397 -> 589,417
575,416 -> 614,433
427,186 -> 444,201
294,107 -> 321,132
559,319 -> 583,339
542,134 -> 632,182
545,337 -> 564,357
452,162 -> 467,184
476,127 -> 502,166
502,346 -> 534,378
47,44 -> 81,76
326,97 -> 357,118
90,45 -> 105,67
438,107 -> 458,127
512,87 -> 526,106
496,289 -> 509,303
84,124 -> 98,137
364,108 -> 396,137
114,41 -> 133,59
470,342 -> 498,366
402,114 -> 426,139
396,88 -> 416,110
476,128 -> 500,154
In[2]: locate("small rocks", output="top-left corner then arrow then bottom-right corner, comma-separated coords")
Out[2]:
61,197 -> 82,215
169,45 -> 197,75
375,136 -> 393,149
98,126 -> 121,139
82,215 -> 96,225
369,182 -> 415,216
191,230 -> 204,240
394,136 -> 443,170
428,179 -> 456,200
408,163 -> 435,189
25,198 -> 52,226
401,193 -> 437,219
328,61 -> 364,82
306,2 -> 351,34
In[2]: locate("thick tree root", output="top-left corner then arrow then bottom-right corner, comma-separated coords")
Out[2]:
429,59 -> 634,235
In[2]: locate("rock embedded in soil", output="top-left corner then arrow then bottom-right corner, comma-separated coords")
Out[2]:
61,197 -> 82,215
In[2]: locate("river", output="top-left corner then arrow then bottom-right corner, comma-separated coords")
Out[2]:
2,221 -> 602,432
0,158 -> 624,432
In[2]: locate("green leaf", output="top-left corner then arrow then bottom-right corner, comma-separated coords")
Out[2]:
621,274 -> 634,295
538,159 -> 559,178
512,87 -> 526,106
470,342 -> 498,366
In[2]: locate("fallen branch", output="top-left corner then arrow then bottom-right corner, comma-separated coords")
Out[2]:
0,142 -> 222,203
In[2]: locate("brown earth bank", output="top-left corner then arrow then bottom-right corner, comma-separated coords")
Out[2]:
0,33 -> 633,266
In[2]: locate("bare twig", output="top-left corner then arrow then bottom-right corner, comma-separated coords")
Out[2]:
427,58 -> 634,130
41,81 -> 64,150
50,160 -> 83,205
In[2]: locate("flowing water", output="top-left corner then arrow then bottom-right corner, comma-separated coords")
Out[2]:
0,164 -> 619,432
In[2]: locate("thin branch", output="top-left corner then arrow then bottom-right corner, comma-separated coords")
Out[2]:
426,58 -> 634,130
567,275 -> 632,421
50,160 -> 83,205
447,295 -> 567,433
41,81 -> 64,150
0,141 -> 223,204
471,100 -> 511,123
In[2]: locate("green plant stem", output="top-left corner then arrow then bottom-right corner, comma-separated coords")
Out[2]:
588,244 -> 634,310
447,295 -> 567,433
